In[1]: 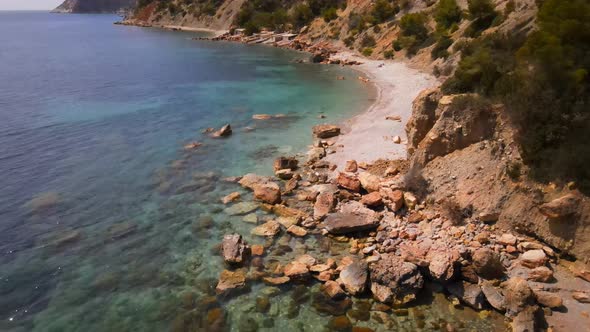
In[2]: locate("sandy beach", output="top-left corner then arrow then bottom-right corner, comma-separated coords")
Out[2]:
324,52 -> 438,170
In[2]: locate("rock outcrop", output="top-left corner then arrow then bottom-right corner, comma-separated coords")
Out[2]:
53,0 -> 135,13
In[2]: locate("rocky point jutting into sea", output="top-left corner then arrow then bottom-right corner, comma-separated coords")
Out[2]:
5,0 -> 590,331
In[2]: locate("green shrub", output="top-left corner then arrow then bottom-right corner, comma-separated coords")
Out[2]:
373,25 -> 382,33
435,0 -> 462,30
291,3 -> 314,28
384,50 -> 394,59
360,35 -> 376,48
392,39 -> 403,51
344,36 -> 355,47
371,0 -> 397,23
399,12 -> 429,56
465,0 -> 498,37
431,35 -> 453,59
504,0 -> 515,16
362,48 -> 374,56
322,7 -> 338,22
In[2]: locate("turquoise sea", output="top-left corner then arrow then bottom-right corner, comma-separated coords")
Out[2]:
0,11 -> 506,332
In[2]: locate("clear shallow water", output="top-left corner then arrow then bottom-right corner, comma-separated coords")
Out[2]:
0,12 -> 507,332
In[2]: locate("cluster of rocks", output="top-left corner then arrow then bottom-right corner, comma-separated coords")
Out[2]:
213,122 -> 588,331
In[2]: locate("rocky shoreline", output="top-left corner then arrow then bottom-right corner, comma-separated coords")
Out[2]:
212,121 -> 590,331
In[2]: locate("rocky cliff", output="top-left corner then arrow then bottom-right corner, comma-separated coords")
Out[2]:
53,0 -> 136,13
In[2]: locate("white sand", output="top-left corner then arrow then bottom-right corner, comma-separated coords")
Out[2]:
324,52 -> 438,170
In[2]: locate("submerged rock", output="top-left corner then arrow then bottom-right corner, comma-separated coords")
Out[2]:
224,202 -> 259,216
322,201 -> 380,235
447,281 -> 485,310
221,192 -> 241,204
322,280 -> 346,300
284,261 -> 310,280
274,156 -> 298,171
339,261 -> 368,295
212,124 -> 232,138
216,269 -> 246,294
221,234 -> 249,265
251,220 -> 281,237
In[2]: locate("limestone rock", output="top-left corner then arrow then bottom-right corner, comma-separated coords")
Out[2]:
532,290 -> 563,308
358,172 -> 380,192
287,225 -> 308,237
263,276 -> 290,285
503,277 -> 533,316
498,233 -> 517,246
481,282 -> 506,311
253,182 -> 281,205
337,172 -> 361,192
221,234 -> 249,265
322,201 -> 380,234
345,160 -> 358,173
472,248 -> 505,279
307,147 -> 326,163
403,192 -> 418,210
361,192 -> 383,207
339,261 -> 368,295
314,191 -> 335,219
322,280 -> 346,300
539,193 -> 580,218
284,261 -> 310,279
511,306 -> 539,332
427,249 -> 459,282
216,269 -> 246,294
381,188 -> 404,212
572,292 -> 590,303
528,266 -> 553,283
313,124 -> 341,139
274,156 -> 298,172
369,254 -> 424,305
251,220 -> 281,237
520,250 -> 547,268
447,282 -> 485,310
221,192 -> 241,204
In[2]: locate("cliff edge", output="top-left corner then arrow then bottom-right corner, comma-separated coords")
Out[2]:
53,0 -> 136,13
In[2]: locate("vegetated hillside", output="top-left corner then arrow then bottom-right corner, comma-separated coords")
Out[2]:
53,0 -> 137,13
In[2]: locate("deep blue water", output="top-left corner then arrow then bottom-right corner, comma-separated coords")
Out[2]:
0,11 -> 506,332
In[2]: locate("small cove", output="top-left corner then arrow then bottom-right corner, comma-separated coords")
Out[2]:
0,11 -> 507,332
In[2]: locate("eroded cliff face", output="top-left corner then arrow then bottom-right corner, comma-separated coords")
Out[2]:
53,0 -> 136,13
405,88 -> 590,265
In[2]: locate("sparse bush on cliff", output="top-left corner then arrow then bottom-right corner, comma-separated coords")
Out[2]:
435,0 -> 462,31
398,12 -> 429,56
371,0 -> 398,24
362,48 -> 374,56
384,49 -> 394,59
431,35 -> 453,59
464,0 -> 498,37
360,35 -> 376,48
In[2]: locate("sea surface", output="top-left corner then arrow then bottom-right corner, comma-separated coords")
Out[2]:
0,11 -> 507,332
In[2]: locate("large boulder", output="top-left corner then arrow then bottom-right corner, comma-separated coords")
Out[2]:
253,182 -> 282,205
337,172 -> 361,192
221,234 -> 249,265
472,248 -> 505,280
503,277 -> 534,317
511,306 -> 540,332
369,254 -> 424,305
358,172 -> 381,193
427,249 -> 460,282
481,281 -> 506,311
322,201 -> 380,234
447,281 -> 485,310
274,156 -> 298,172
313,124 -> 341,139
339,261 -> 368,295
314,191 -> 335,219
520,250 -> 547,269
539,193 -> 580,218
